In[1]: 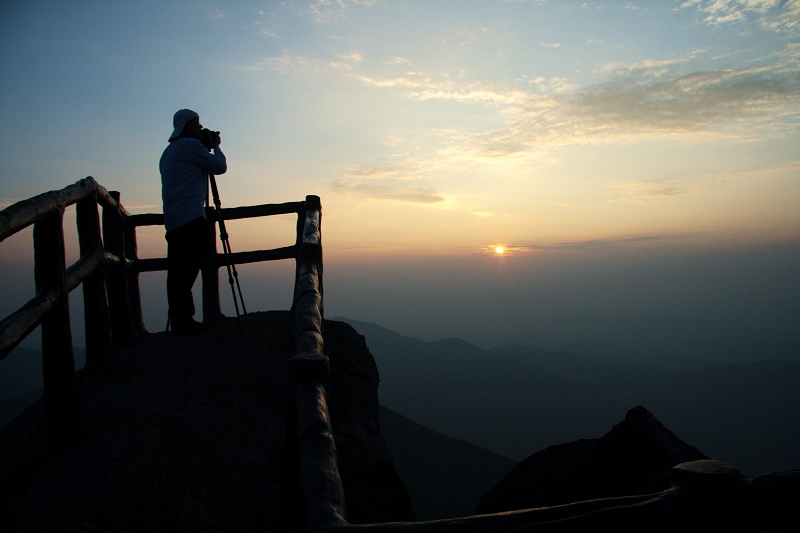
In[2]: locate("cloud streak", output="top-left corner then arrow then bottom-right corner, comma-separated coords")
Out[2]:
310,0 -> 378,25
239,55 -> 322,73
681,0 -> 800,34
331,167 -> 445,204
612,174 -> 728,203
347,46 -> 800,157
612,162 -> 800,203
462,59 -> 800,156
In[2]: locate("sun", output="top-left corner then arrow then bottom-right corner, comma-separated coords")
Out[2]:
495,246 -> 505,254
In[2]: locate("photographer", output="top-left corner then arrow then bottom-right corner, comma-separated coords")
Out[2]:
160,109 -> 226,336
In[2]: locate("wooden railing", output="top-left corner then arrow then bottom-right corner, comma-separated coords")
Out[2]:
0,176 -> 319,432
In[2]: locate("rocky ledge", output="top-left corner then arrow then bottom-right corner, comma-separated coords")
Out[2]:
0,312 -> 414,531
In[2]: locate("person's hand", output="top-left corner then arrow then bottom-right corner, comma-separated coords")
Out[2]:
212,131 -> 221,147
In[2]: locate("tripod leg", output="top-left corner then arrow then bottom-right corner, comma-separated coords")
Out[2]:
228,249 -> 247,315
209,174 -> 244,333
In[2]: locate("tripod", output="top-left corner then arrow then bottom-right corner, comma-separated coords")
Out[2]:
209,173 -> 247,332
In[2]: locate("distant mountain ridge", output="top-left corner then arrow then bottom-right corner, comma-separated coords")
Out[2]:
335,316 -> 800,477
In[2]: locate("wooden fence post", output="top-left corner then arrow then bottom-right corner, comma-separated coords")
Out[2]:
291,203 -> 306,313
102,191 -> 135,349
76,194 -> 114,374
202,215 -> 223,322
34,209 -> 80,429
308,195 -> 323,313
123,221 -> 148,337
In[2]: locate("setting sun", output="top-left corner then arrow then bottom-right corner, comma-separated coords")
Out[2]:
495,246 -> 504,254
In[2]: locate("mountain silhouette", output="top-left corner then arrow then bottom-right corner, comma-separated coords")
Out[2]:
337,317 -> 800,476
477,406 -> 708,513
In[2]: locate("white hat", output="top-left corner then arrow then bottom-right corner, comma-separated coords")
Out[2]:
169,109 -> 199,141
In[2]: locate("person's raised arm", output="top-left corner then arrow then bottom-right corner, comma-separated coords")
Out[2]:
191,139 -> 227,175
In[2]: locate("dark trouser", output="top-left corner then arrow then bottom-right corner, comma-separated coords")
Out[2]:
166,216 -> 207,322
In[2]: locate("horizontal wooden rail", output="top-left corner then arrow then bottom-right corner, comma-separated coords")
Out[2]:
132,245 -> 297,274
0,177 -> 124,242
214,201 -> 305,221
318,490 -> 672,532
0,248 -> 121,359
65,246 -> 106,292
0,291 -> 58,360
128,201 -> 305,228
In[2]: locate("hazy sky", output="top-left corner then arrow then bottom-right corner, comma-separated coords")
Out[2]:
1,1 -> 798,356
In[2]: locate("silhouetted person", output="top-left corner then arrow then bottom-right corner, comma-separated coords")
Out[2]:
160,109 -> 227,335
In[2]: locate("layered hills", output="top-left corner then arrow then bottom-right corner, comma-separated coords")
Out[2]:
338,317 -> 800,477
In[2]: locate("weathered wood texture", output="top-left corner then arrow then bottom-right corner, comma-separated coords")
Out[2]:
127,201 -> 304,228
124,220 -> 147,338
0,293 -> 57,360
102,192 -> 135,349
76,196 -> 114,374
0,178 -> 124,360
217,201 -> 305,221
0,177 -> 123,242
286,195 -> 347,531
33,210 -> 81,429
132,246 -> 296,275
0,249 -> 120,359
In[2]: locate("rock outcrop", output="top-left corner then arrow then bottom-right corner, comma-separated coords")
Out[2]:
0,312 -> 413,531
477,406 -> 708,513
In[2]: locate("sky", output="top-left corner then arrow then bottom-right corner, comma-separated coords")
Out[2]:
1,0 -> 799,361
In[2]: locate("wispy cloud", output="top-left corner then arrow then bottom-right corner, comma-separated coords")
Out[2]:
337,51 -> 363,61
538,235 -> 663,249
385,56 -> 412,65
612,163 -> 800,203
479,235 -> 664,255
251,37 -> 800,172
527,76 -> 577,93
459,53 -> 800,156
310,0 -> 378,25
239,55 -> 322,73
486,235 -> 664,254
331,166 -> 445,204
612,174 -> 727,203
540,41 -> 561,48
342,45 -> 799,159
601,51 -> 703,76
681,0 -> 800,34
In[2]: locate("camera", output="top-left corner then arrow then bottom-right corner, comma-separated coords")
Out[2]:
199,128 -> 220,150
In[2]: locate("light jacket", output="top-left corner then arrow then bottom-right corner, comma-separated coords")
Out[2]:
160,138 -> 227,232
